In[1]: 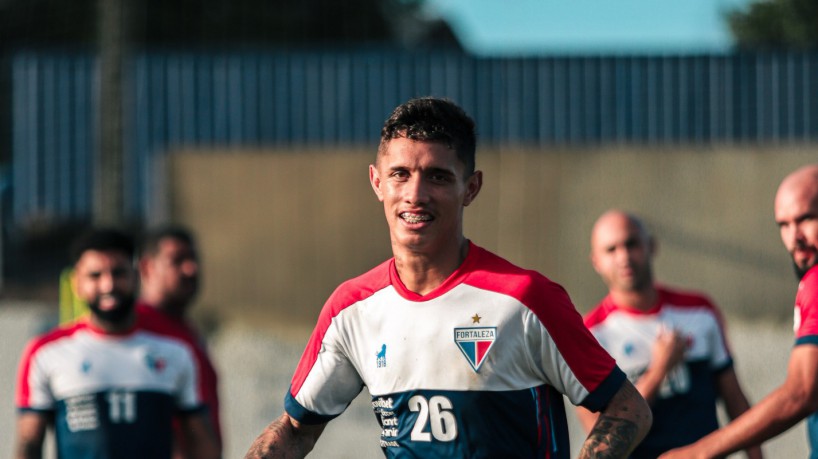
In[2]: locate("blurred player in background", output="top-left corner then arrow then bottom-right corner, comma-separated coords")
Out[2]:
578,210 -> 761,458
662,164 -> 818,458
137,225 -> 222,457
14,228 -> 219,459
245,97 -> 651,459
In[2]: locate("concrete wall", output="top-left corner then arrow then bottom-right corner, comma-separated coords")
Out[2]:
166,146 -> 817,328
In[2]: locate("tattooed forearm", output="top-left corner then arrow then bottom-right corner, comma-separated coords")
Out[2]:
245,413 -> 324,459
578,414 -> 640,459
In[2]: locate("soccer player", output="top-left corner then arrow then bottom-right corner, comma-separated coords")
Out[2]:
244,97 -> 651,459
137,225 -> 222,457
578,210 -> 761,458
14,228 -> 220,459
661,164 -> 818,458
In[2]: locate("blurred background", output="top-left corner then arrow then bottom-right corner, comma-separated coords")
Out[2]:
1,0 -> 817,457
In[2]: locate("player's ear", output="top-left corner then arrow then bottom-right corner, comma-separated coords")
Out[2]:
137,257 -> 150,278
590,251 -> 602,275
369,164 -> 384,202
463,170 -> 482,207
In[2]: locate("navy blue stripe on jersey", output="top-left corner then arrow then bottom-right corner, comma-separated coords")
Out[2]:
54,391 -> 175,459
796,335 -> 818,346
578,366 -> 626,412
284,386 -> 349,425
711,357 -> 734,375
371,386 -> 572,459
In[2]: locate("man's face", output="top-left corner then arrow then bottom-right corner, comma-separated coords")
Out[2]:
73,249 -> 136,323
143,238 -> 200,306
369,137 -> 481,255
590,214 -> 654,293
775,184 -> 818,279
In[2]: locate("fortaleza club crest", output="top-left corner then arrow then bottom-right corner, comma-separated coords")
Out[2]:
454,327 -> 496,371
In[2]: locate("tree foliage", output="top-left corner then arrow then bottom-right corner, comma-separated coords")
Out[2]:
0,0 -> 457,49
727,0 -> 818,50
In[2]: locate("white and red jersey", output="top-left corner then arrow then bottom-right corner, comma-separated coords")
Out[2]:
16,319 -> 206,459
136,302 -> 222,443
793,265 -> 818,454
584,286 -> 733,458
286,242 -> 625,458
795,265 -> 818,344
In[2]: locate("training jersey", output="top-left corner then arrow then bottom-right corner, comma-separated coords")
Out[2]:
793,265 -> 818,456
286,242 -> 626,458
584,286 -> 733,458
16,319 -> 206,459
136,302 -> 222,442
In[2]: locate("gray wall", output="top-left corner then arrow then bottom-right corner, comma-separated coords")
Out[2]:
166,146 -> 817,327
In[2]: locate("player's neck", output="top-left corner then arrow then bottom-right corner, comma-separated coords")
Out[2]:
393,238 -> 469,295
610,285 -> 658,312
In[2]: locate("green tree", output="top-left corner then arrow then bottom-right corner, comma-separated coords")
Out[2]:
727,0 -> 818,49
0,0 -> 457,49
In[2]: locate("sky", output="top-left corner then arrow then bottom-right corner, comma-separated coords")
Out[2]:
425,0 -> 754,56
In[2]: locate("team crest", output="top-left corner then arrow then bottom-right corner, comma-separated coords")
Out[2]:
454,327 -> 496,371
145,354 -> 167,372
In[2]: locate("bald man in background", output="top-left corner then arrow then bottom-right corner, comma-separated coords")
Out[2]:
578,210 -> 761,458
662,164 -> 818,458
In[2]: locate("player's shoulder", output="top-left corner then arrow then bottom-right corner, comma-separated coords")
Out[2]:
583,297 -> 616,328
132,321 -> 197,352
658,284 -> 718,311
136,303 -> 200,343
469,245 -> 564,290
465,244 -> 573,312
323,258 -> 393,314
801,265 -> 818,290
22,321 -> 87,357
796,266 -> 818,306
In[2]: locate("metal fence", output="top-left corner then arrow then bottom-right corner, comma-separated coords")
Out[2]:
10,49 -> 818,227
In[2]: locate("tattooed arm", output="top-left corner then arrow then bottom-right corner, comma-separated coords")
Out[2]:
244,412 -> 326,459
579,380 -> 652,459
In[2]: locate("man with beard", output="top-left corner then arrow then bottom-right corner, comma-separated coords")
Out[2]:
661,164 -> 818,458
136,225 -> 222,456
14,228 -> 220,459
578,210 -> 760,458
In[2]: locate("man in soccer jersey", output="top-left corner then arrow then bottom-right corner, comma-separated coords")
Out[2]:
14,228 -> 220,459
578,210 -> 761,458
661,164 -> 818,458
245,97 -> 651,459
137,225 -> 222,457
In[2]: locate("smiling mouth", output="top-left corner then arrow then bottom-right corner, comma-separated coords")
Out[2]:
98,294 -> 120,311
794,248 -> 817,264
400,212 -> 433,224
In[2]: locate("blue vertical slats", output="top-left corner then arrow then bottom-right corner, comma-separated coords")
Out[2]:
75,56 -> 93,217
42,58 -> 57,216
10,50 -> 818,227
227,55 -> 244,145
56,56 -> 72,215
272,52 -> 290,145
257,55 -> 274,144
